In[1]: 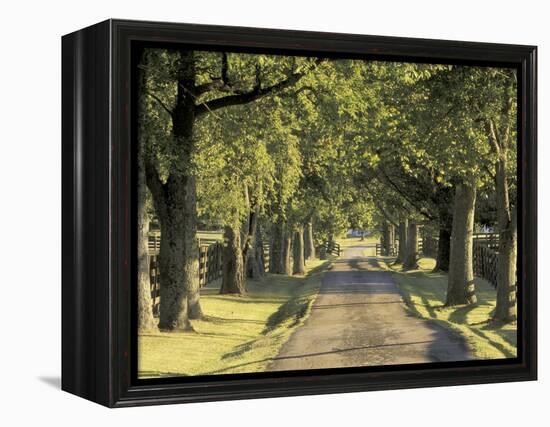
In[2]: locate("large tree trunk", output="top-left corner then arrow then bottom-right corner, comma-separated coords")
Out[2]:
494,154 -> 517,321
304,220 -> 315,262
281,231 -> 292,275
434,222 -> 451,272
270,220 -> 284,274
293,227 -> 306,275
252,225 -> 266,278
220,223 -> 245,294
145,51 -> 202,328
137,52 -> 157,332
434,191 -> 454,272
446,182 -> 477,306
395,219 -> 408,264
403,222 -> 419,270
382,222 -> 390,256
246,217 -> 264,279
156,196 -> 195,330
244,205 -> 261,279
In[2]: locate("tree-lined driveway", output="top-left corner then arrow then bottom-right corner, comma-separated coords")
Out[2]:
269,244 -> 472,371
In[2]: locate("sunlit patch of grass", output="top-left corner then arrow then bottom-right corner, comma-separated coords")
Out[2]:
138,258 -> 329,378
379,257 -> 517,360
336,235 -> 378,248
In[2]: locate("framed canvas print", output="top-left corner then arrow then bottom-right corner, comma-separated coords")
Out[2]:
61,19 -> 537,407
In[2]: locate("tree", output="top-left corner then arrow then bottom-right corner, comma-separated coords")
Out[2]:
137,51 -> 157,331
484,70 -> 518,321
141,49 -> 322,327
446,182 -> 477,305
403,221 -> 419,270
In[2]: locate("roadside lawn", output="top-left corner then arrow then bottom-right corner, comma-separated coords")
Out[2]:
379,257 -> 517,360
138,258 -> 330,378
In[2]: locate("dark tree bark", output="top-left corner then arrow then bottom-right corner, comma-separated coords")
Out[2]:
382,222 -> 390,256
137,52 -> 157,332
492,133 -> 517,321
293,227 -> 306,275
220,223 -> 246,294
304,220 -> 315,262
403,222 -> 419,270
395,219 -> 408,264
282,232 -> 292,275
250,224 -> 266,278
156,199 -> 195,330
244,201 -> 261,279
434,218 -> 452,272
269,220 -> 284,274
446,182 -> 477,306
433,191 -> 454,272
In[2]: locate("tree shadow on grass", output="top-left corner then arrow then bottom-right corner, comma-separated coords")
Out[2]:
203,315 -> 264,325
448,304 -> 478,324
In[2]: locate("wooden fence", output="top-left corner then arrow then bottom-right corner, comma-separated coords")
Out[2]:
262,243 -> 271,273
420,235 -> 438,258
147,230 -> 224,313
473,232 -> 499,251
198,243 -> 223,286
417,232 -> 499,288
473,240 -> 498,288
375,242 -> 397,256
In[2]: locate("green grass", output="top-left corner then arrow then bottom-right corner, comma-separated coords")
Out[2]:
378,257 -> 517,360
138,258 -> 329,378
336,235 -> 378,248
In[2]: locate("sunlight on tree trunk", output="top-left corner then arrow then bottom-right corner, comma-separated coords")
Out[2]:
403,222 -> 419,270
282,231 -> 292,275
395,219 -> 408,264
270,220 -> 284,274
293,227 -> 306,275
304,220 -> 315,262
446,182 -> 477,306
494,155 -> 517,321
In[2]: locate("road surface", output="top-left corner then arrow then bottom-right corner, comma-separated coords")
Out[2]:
268,244 -> 471,371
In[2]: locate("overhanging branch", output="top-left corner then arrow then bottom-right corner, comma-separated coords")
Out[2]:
195,58 -> 325,117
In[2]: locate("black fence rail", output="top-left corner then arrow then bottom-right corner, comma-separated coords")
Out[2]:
375,243 -> 397,256
147,230 -> 225,314
262,243 -> 270,273
149,255 -> 160,316
326,240 -> 341,256
317,240 -> 341,258
473,232 -> 499,251
199,242 -> 223,287
420,235 -> 438,258
473,241 -> 498,288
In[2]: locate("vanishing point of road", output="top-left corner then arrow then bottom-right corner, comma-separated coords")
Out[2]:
269,243 -> 472,371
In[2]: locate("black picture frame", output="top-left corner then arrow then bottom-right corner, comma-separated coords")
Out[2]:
61,19 -> 537,408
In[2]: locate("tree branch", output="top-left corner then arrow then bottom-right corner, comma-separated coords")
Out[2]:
378,167 -> 434,221
146,91 -> 173,117
195,58 -> 324,117
143,154 -> 167,221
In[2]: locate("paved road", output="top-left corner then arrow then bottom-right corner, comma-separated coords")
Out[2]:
268,244 -> 471,371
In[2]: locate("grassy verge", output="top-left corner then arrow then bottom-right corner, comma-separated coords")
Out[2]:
379,257 -> 517,360
138,258 -> 329,378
